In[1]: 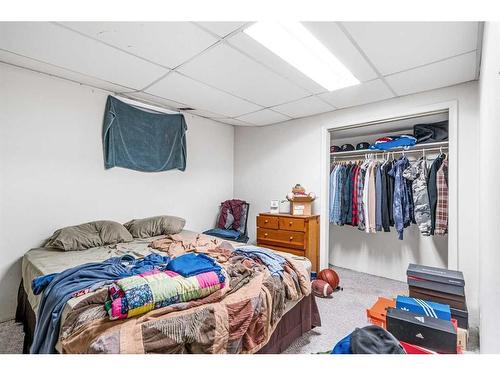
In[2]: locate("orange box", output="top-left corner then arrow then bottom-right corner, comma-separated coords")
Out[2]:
367,297 -> 396,329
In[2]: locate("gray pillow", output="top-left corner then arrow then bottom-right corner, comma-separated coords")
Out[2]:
124,215 -> 186,238
45,220 -> 133,251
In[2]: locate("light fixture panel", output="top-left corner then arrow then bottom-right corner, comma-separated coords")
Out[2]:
244,22 -> 360,91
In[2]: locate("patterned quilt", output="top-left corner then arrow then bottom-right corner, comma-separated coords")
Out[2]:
58,245 -> 311,354
107,269 -> 225,320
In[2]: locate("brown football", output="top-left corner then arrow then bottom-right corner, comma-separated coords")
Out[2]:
312,279 -> 333,298
317,268 -> 340,290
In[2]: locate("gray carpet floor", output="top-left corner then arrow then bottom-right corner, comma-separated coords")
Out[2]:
283,265 -> 408,353
0,266 -> 477,354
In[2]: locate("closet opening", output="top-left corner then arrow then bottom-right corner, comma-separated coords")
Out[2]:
320,103 -> 457,282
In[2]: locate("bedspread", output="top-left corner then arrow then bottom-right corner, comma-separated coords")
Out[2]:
59,249 -> 310,354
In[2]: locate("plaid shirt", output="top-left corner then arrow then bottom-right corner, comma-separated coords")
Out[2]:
435,159 -> 448,235
330,165 -> 346,225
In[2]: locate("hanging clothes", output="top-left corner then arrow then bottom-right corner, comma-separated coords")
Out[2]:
329,164 -> 346,225
388,156 -> 412,240
357,161 -> 368,231
342,164 -> 354,225
380,160 -> 392,232
427,154 -> 445,235
375,164 -> 383,231
329,151 -> 448,241
386,160 -> 395,227
435,158 -> 449,235
351,164 -> 360,227
403,158 -> 432,236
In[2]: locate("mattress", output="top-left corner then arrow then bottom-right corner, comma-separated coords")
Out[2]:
21,229 -> 312,352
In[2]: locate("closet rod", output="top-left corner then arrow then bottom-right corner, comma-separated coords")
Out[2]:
331,144 -> 449,160
328,109 -> 449,133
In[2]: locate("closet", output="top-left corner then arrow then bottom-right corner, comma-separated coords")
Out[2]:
327,109 -> 453,282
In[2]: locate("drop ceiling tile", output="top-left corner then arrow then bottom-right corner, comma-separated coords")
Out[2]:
303,22 -> 378,82
319,79 -> 394,109
342,22 -> 479,75
214,118 -> 254,126
196,22 -> 247,37
0,22 -> 167,89
0,49 -> 132,93
177,43 -> 310,107
384,51 -> 477,96
236,109 -> 290,126
146,72 -> 262,118
271,96 -> 334,118
184,108 -> 226,118
227,32 -> 327,94
60,22 -> 218,69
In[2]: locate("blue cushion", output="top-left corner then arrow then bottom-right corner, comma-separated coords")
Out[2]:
203,228 -> 241,240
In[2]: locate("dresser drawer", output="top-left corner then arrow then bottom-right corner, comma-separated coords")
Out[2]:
257,228 -> 305,250
278,217 -> 306,232
257,215 -> 279,229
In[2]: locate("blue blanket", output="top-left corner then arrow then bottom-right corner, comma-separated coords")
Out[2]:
102,96 -> 187,172
31,253 -> 170,354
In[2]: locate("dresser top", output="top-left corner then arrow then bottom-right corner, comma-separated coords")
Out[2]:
259,212 -> 319,219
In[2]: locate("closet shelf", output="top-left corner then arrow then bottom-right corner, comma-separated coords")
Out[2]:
330,141 -> 448,158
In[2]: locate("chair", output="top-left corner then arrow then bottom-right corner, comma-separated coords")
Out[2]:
203,200 -> 250,244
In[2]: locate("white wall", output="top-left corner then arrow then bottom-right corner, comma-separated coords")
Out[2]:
479,22 -> 500,353
0,63 -> 234,321
234,81 -> 480,327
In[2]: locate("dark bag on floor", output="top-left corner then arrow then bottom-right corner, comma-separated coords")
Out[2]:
349,325 -> 406,354
413,121 -> 448,144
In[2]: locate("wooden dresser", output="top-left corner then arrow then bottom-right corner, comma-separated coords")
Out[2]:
256,213 -> 320,273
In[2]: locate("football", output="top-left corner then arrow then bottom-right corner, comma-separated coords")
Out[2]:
312,279 -> 334,298
317,268 -> 340,290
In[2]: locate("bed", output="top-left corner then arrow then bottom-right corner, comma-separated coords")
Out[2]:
16,230 -> 320,354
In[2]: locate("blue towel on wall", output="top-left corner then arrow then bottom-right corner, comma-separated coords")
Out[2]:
102,96 -> 187,172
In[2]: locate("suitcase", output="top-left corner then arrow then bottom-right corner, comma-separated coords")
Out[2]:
386,308 -> 457,354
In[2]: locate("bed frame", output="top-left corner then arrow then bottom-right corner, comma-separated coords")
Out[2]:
16,280 -> 321,354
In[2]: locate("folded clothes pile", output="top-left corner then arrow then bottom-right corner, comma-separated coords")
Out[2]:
233,246 -> 286,278
369,135 -> 417,151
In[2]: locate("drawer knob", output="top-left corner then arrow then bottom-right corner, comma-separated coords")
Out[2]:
264,233 -> 268,237
264,220 -> 269,224
289,221 -> 293,226
289,236 -> 293,240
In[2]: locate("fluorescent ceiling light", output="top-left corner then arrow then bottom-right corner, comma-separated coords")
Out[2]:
244,22 -> 360,91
